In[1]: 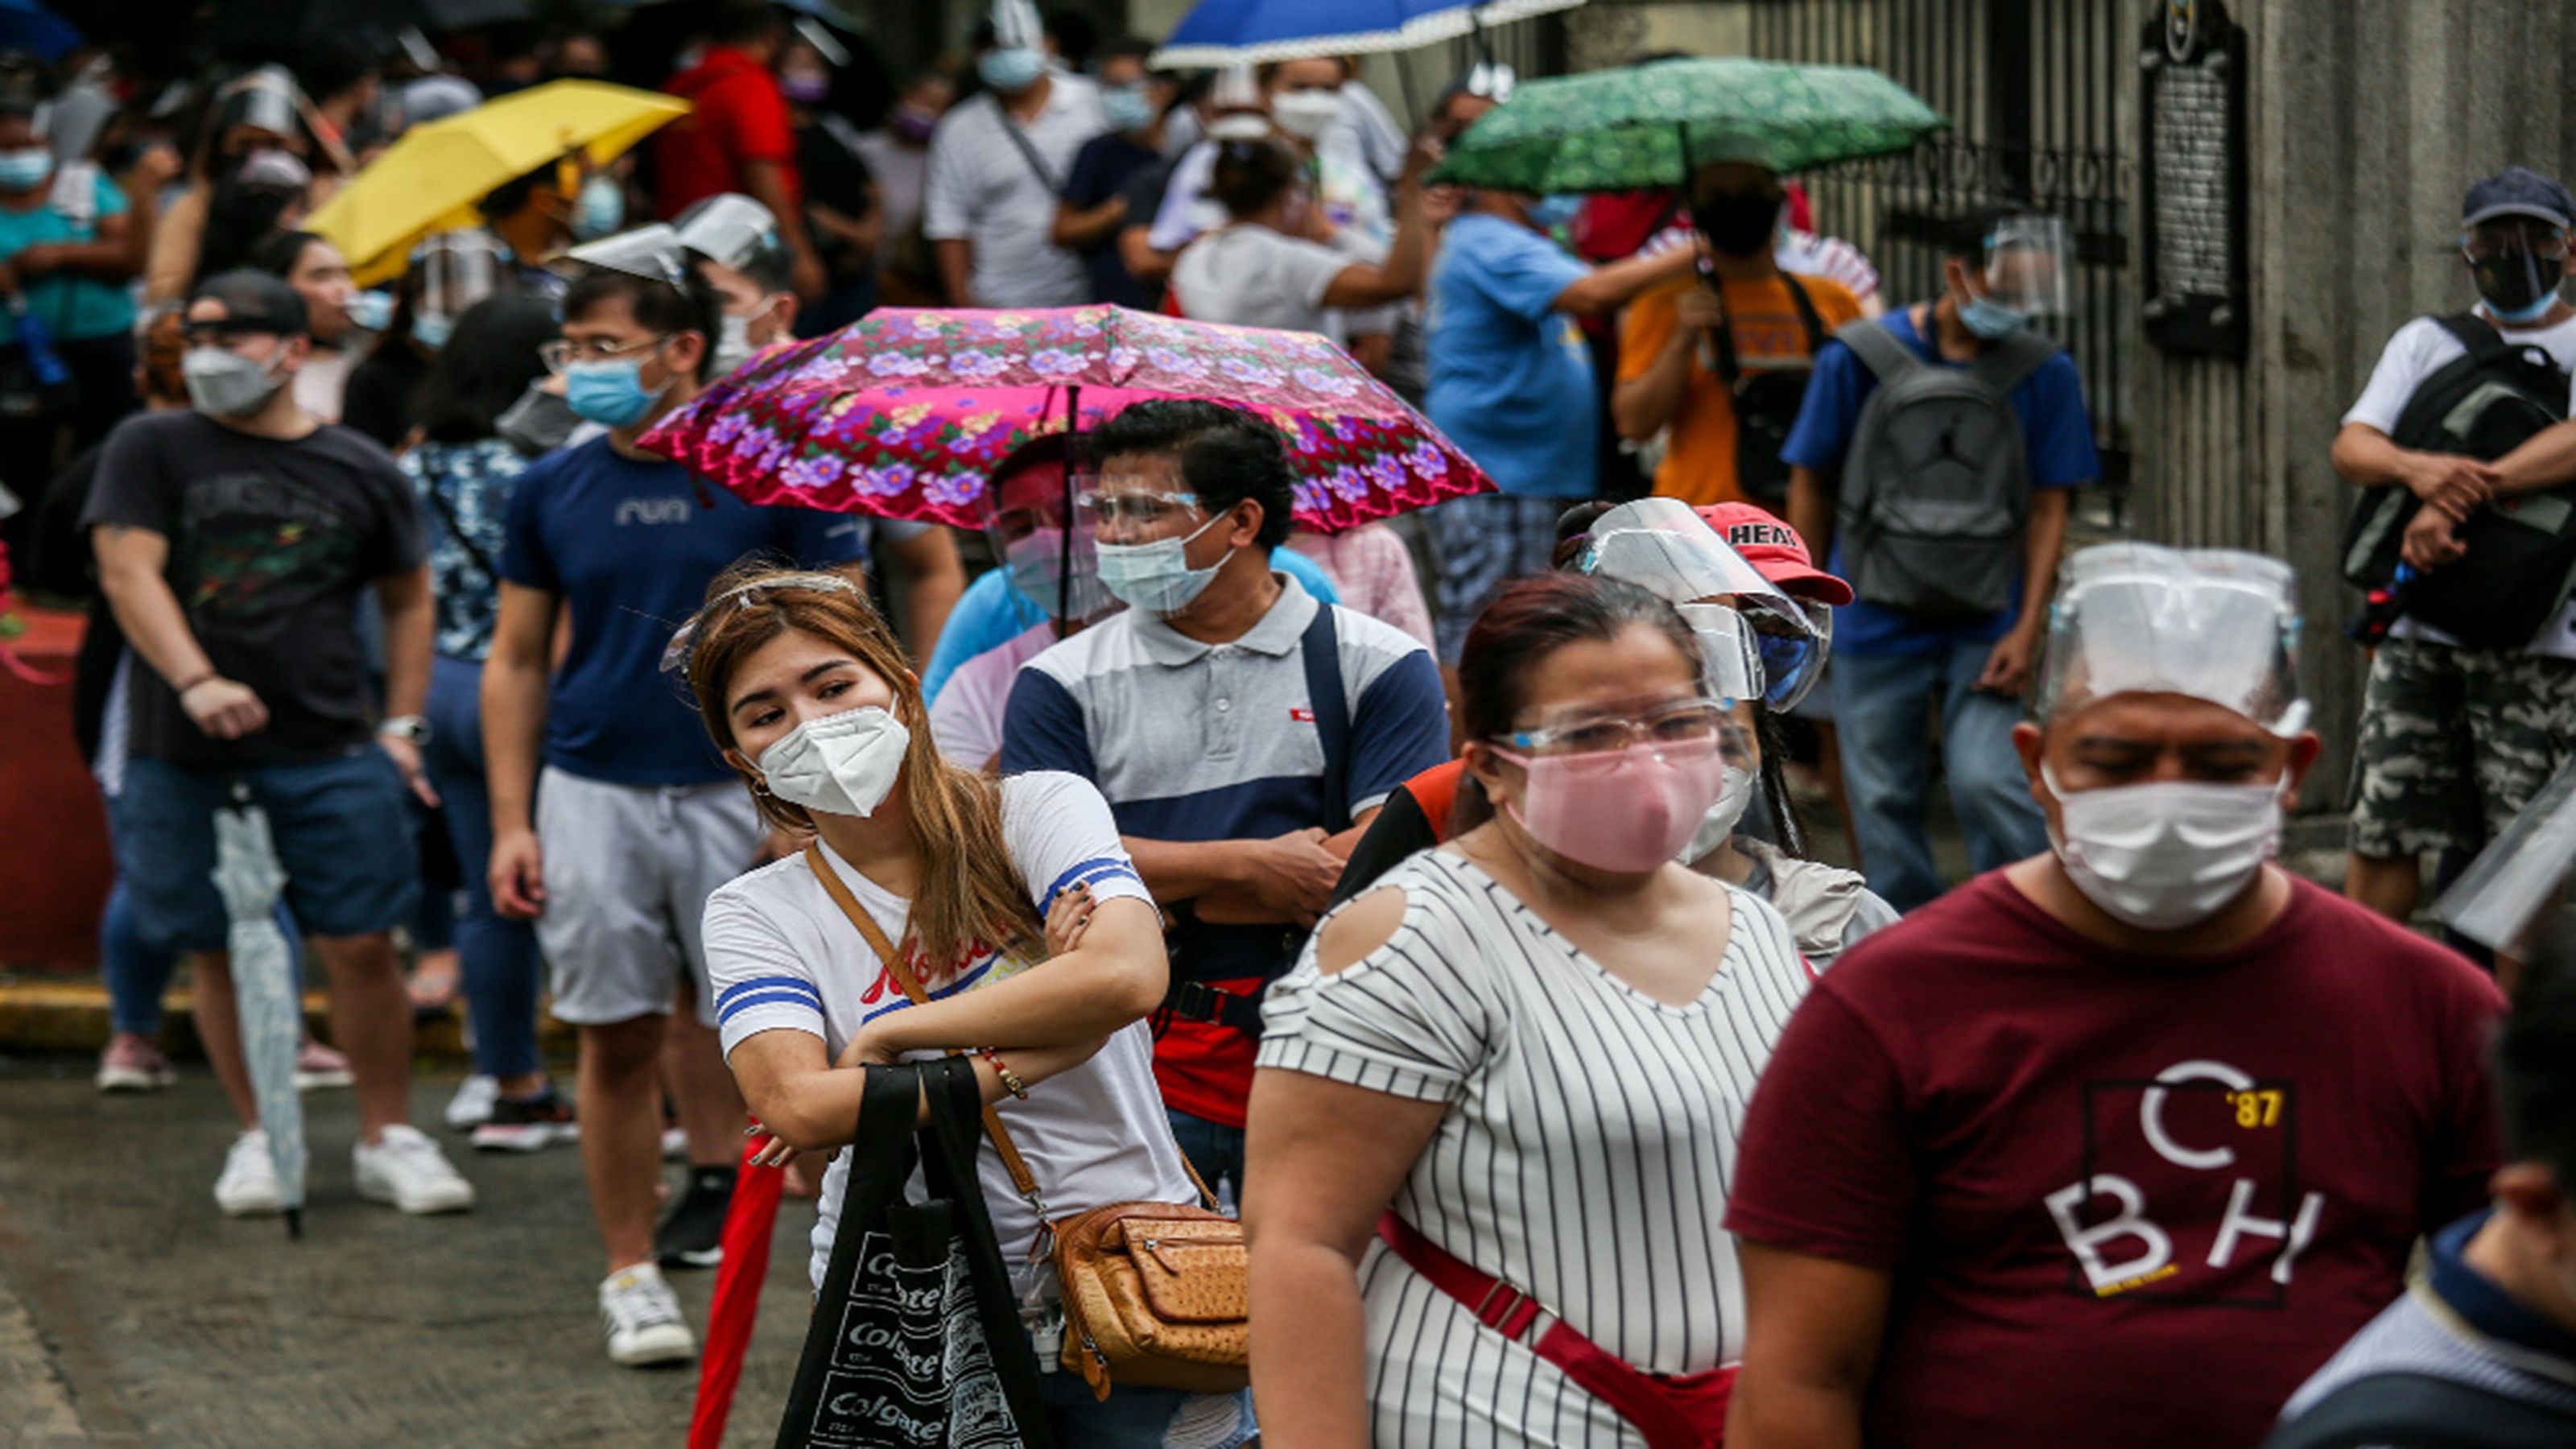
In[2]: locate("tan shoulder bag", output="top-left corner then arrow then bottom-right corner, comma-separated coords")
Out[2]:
804,844 -> 1252,1401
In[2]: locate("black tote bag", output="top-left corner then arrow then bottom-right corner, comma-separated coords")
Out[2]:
775,1059 -> 1058,1449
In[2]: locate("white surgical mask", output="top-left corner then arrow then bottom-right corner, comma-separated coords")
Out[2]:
755,706 -> 910,819
712,313 -> 753,378
2045,766 -> 2285,931
183,348 -> 287,418
1679,764 -> 1757,865
1094,514 -> 1227,615
1270,88 -> 1343,141
1006,526 -> 1112,620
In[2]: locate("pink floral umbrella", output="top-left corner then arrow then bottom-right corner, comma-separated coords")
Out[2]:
638,304 -> 1493,534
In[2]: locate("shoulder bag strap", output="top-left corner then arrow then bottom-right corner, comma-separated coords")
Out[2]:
415,461 -> 499,583
1300,603 -> 1351,834
803,844 -> 1224,1213
1780,271 -> 1827,357
997,109 -> 1063,194
803,843 -> 1049,1211
1833,316 -> 1925,384
1967,325 -> 2062,397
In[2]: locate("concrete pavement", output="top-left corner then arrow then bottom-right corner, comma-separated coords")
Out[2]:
0,1058 -> 818,1447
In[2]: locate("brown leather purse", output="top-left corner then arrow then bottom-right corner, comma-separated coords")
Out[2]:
805,845 -> 1253,1402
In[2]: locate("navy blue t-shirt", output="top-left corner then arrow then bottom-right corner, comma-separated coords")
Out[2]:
501,437 -> 868,786
1062,133 -> 1164,310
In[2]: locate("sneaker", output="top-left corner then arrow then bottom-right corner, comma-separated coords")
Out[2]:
215,1129 -> 284,1216
471,1089 -> 579,1153
97,1034 -> 177,1093
353,1124 -> 477,1214
444,1074 -> 500,1131
294,1038 -> 354,1092
654,1166 -> 733,1269
600,1262 -> 696,1368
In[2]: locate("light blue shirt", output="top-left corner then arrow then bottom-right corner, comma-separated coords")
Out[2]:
1425,212 -> 1597,499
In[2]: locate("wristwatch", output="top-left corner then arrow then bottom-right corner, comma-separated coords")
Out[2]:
378,715 -> 431,745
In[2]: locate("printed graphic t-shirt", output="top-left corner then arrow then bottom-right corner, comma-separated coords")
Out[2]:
83,410 -> 424,769
1725,871 -> 2505,1449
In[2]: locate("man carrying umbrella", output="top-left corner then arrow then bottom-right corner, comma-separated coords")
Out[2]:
85,270 -> 477,1220
1000,398 -> 1450,1200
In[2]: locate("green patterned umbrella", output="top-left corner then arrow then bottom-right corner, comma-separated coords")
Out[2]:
1429,56 -> 1946,192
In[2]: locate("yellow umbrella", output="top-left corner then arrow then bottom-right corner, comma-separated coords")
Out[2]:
308,80 -> 691,285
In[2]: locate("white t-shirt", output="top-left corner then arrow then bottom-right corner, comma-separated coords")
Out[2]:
929,621 -> 1055,769
1172,224 -> 1350,335
701,770 -> 1194,1289
2343,310 -> 2576,658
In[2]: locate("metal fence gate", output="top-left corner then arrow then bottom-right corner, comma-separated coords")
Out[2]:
1748,0 -> 2137,507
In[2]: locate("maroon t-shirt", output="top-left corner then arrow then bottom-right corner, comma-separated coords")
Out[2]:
1725,871 -> 2504,1448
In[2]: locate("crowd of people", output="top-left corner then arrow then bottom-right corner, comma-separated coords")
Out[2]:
9,3 -> 2576,1446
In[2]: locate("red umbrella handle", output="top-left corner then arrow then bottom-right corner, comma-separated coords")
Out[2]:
688,1128 -> 790,1449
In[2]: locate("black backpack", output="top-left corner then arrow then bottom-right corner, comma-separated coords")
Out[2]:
1703,272 -> 1828,507
2339,313 -> 2576,649
1832,317 -> 2061,621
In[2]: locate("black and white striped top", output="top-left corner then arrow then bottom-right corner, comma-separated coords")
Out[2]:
1257,849 -> 1815,1447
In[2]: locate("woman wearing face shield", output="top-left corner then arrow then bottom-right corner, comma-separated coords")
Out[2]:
343,230 -> 507,448
1245,569 -> 1814,1446
1329,500 -> 1893,961
1723,545 -> 2508,1449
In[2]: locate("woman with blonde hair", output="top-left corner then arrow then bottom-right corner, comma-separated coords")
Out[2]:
683,564 -> 1257,1447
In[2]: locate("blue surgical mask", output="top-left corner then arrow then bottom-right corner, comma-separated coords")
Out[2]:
1102,84 -> 1155,134
574,173 -> 625,242
411,312 -> 454,350
0,147 -> 51,192
1094,514 -> 1226,615
1525,193 -> 1583,234
2492,287 -> 2564,325
563,356 -> 670,427
345,289 -> 394,332
978,47 -> 1046,93
1959,292 -> 2029,341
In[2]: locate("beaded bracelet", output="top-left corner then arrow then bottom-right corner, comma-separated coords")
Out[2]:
977,1046 -> 1029,1100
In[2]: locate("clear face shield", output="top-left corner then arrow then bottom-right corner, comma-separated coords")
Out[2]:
2037,543 -> 2310,737
410,229 -> 507,325
982,454 -> 1114,622
217,65 -> 301,139
561,222 -> 692,290
674,192 -> 781,274
1673,602 -> 1765,708
1574,498 -> 1825,710
1976,214 -> 2072,320
2434,758 -> 2576,954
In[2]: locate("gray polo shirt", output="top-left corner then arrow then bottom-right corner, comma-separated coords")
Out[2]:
922,72 -> 1107,308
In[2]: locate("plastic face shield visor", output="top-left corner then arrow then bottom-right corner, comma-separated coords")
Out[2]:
411,230 -> 507,321
675,192 -> 782,273
1674,603 -> 1765,708
2037,543 -> 2309,737
1575,498 -> 1823,709
561,222 -> 692,290
1979,214 -> 2071,319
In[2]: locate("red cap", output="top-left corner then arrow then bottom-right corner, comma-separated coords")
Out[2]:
1693,502 -> 1854,606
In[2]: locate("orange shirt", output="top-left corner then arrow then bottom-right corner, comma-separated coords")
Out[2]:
1617,272 -> 1862,508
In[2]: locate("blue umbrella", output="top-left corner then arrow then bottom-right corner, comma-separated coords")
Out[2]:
0,0 -> 81,61
1152,0 -> 1581,67
213,786 -> 308,1239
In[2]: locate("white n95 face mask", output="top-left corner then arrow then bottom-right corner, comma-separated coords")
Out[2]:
1679,765 -> 1756,865
755,707 -> 910,819
2045,766 -> 2285,931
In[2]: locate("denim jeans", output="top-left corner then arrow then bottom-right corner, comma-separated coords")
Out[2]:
1831,639 -> 2050,912
424,653 -> 547,1080
1165,1108 -> 1245,1214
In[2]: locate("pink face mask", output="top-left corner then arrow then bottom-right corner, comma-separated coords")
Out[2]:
1492,742 -> 1728,873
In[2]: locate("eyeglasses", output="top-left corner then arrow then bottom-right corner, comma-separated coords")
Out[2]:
540,333 -> 670,373
1075,489 -> 1203,527
658,572 -> 864,675
1490,698 -> 1732,772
